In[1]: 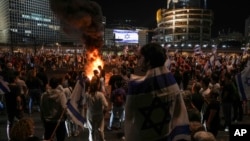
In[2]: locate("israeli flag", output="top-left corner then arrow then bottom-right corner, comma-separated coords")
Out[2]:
66,78 -> 87,128
235,60 -> 250,101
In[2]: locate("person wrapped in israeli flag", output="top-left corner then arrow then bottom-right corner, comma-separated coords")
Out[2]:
125,43 -> 190,141
66,71 -> 90,129
235,59 -> 250,101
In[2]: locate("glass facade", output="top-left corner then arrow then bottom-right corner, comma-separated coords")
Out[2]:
0,0 -> 60,46
154,2 -> 213,47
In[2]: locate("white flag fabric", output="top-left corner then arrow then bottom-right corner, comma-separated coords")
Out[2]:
235,60 -> 250,101
194,45 -> 202,56
66,78 -> 86,128
125,66 -> 190,141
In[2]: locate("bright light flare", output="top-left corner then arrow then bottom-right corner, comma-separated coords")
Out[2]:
85,49 -> 104,80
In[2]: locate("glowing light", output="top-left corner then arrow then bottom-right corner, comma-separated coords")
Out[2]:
85,49 -> 104,80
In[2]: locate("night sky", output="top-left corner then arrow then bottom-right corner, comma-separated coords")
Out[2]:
93,0 -> 250,37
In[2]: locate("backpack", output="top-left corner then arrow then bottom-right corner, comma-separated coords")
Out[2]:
113,88 -> 125,107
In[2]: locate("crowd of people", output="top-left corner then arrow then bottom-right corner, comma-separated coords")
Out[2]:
0,42 -> 249,141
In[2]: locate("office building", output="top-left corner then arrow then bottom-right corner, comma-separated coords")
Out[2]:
0,0 -> 60,51
154,0 -> 213,47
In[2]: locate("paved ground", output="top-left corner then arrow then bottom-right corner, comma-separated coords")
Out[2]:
1,109 -> 250,141
0,66 -> 250,141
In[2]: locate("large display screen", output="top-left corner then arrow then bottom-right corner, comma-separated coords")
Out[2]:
113,29 -> 138,43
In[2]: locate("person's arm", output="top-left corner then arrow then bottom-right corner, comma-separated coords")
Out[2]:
101,93 -> 109,114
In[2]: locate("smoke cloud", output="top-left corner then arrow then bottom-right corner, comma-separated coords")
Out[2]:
49,0 -> 104,50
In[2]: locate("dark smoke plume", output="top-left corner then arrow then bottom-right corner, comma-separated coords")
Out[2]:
49,0 -> 104,50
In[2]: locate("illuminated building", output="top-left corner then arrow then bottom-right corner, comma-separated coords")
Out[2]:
0,0 -> 60,51
104,22 -> 149,47
153,0 -> 213,48
245,16 -> 250,43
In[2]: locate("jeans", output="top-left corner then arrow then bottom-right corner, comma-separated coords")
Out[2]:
222,102 -> 232,127
87,115 -> 105,141
28,89 -> 41,114
108,106 -> 125,128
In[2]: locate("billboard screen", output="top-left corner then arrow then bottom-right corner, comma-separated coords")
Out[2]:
113,29 -> 138,43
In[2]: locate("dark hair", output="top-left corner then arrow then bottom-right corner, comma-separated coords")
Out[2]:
89,81 -> 98,93
210,89 -> 219,99
193,82 -> 201,93
202,77 -> 210,87
49,77 -> 59,89
211,73 -> 219,83
188,109 -> 201,122
140,43 -> 166,68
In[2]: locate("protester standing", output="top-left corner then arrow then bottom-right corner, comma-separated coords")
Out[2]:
26,69 -> 43,114
5,74 -> 24,140
83,80 -> 108,141
221,72 -> 236,132
107,80 -> 126,130
40,77 -> 67,141
203,89 -> 220,137
125,43 -> 190,141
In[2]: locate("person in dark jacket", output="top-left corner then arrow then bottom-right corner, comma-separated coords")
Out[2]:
40,77 -> 67,141
26,69 -> 43,114
5,74 -> 24,140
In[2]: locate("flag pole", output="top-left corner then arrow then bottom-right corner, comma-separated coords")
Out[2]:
48,108 -> 67,141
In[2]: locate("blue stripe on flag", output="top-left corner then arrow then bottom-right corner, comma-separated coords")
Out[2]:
168,125 -> 190,141
155,125 -> 190,141
128,72 -> 176,95
67,100 -> 86,124
236,73 -> 247,100
0,82 -> 9,93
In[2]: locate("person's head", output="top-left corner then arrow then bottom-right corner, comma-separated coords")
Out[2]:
139,43 -> 166,70
93,69 -> 99,76
98,65 -> 102,70
211,73 -> 219,84
89,80 -> 98,93
10,118 -> 35,141
193,131 -> 216,141
193,82 -> 201,93
201,76 -> 210,88
6,62 -> 13,69
210,89 -> 219,101
112,68 -> 119,75
49,77 -> 59,89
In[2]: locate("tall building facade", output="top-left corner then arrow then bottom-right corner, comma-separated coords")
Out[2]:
154,0 -> 213,47
245,16 -> 250,43
0,0 -> 60,47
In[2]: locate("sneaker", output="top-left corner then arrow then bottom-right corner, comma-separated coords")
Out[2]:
121,136 -> 125,140
224,127 -> 229,132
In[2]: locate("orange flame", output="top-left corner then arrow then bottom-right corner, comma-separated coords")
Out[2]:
85,49 -> 104,80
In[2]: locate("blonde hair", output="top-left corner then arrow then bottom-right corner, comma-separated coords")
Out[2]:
193,131 -> 216,141
10,118 -> 35,141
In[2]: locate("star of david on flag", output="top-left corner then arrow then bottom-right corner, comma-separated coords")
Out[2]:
125,65 -> 190,141
66,77 -> 87,128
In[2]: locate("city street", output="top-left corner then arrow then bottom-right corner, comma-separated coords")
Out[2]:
1,109 -> 250,141
0,67 -> 250,141
0,111 -> 125,141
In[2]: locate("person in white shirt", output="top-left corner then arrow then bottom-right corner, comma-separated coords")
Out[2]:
83,80 -> 108,141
